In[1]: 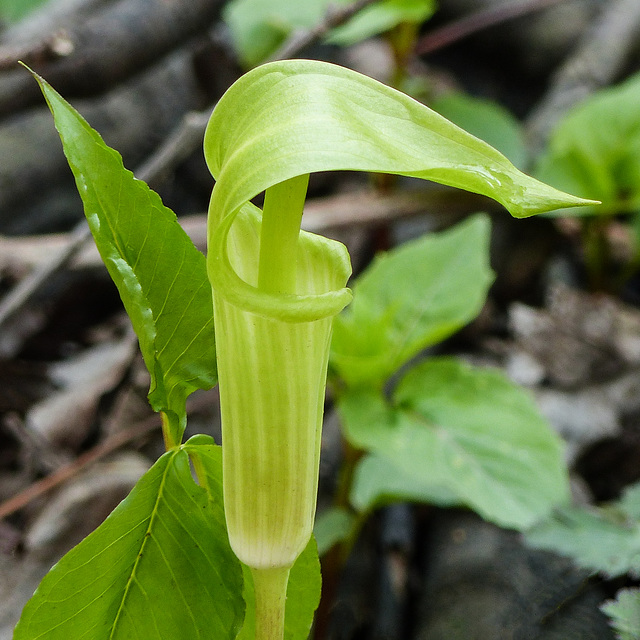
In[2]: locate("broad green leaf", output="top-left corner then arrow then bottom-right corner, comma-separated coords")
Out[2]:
205,59 -> 593,235
350,452 -> 459,513
15,437 -> 244,640
431,92 -> 528,169
31,70 -> 217,446
330,213 -> 494,388
237,537 -> 322,640
338,357 -> 570,529
313,507 -> 357,555
535,71 -> 640,217
526,481 -> 640,579
601,589 -> 640,640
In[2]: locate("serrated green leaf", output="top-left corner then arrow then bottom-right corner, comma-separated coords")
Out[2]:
30,69 -> 216,447
431,92 -> 528,169
535,71 -> 640,217
330,213 -> 494,388
602,588 -> 640,640
526,501 -> 640,579
338,357 -> 570,529
237,537 -> 322,640
15,438 -> 244,640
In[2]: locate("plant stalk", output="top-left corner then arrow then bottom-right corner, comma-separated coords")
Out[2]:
160,411 -> 178,450
258,173 -> 310,294
251,565 -> 291,640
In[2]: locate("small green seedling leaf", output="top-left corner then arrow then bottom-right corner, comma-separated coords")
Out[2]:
223,0 -> 435,67
29,67 -> 217,447
431,92 -> 528,169
326,0 -> 436,46
339,357 -> 570,529
237,537 -> 322,640
535,71 -> 640,217
15,438 -> 244,640
526,480 -> 640,578
601,588 -> 640,640
331,213 -> 494,388
223,0 -> 322,67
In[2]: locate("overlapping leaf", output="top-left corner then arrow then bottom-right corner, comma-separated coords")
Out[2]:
31,70 -> 217,446
350,452 -> 459,513
205,58 -> 593,237
339,357 -> 570,529
330,214 -> 493,387
15,437 -> 244,640
431,92 -> 528,168
313,507 -> 357,556
325,0 -> 436,46
526,481 -> 640,578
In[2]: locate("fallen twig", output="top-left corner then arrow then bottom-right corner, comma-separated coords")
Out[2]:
0,0 -> 225,117
267,0 -> 381,62
0,414 -> 160,521
415,0 -> 567,55
0,387 -> 223,520
0,221 -> 90,330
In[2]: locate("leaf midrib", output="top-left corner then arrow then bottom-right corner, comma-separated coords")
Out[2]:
108,451 -> 176,640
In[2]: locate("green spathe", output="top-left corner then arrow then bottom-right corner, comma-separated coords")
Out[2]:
210,202 -> 351,569
204,59 -> 595,228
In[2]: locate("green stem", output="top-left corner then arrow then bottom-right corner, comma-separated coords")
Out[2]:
160,411 -> 179,450
251,565 -> 291,640
258,173 -> 310,294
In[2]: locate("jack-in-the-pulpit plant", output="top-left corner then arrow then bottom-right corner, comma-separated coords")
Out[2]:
15,59 -> 595,640
207,177 -> 352,634
202,59 -> 594,638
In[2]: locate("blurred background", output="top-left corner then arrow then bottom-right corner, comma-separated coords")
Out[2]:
1,1 -> 640,638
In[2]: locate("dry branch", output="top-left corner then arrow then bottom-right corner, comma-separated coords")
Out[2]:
415,0 -> 566,56
0,48 -> 204,234
0,0 -> 225,117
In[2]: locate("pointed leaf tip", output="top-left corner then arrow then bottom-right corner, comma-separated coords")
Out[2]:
205,59 -> 598,226
29,69 -> 217,446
